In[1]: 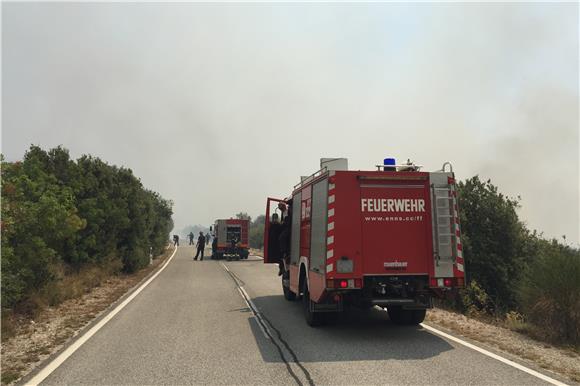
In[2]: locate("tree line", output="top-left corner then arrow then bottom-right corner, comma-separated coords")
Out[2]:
1,146 -> 173,310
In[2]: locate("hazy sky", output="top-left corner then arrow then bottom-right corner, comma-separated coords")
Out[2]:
2,2 -> 578,244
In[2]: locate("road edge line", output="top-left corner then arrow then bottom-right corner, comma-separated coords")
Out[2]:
25,247 -> 179,386
420,323 -> 569,386
220,262 -> 270,340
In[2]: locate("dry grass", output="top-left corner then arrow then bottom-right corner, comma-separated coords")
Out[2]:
0,246 -> 175,386
250,248 -> 263,257
425,307 -> 580,383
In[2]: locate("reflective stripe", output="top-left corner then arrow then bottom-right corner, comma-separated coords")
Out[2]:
327,235 -> 334,245
326,263 -> 333,273
328,222 -> 334,231
328,208 -> 335,218
328,195 -> 335,204
327,249 -> 334,258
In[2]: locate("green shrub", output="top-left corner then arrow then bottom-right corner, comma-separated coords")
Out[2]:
518,249 -> 580,345
1,146 -> 173,312
461,280 -> 495,317
457,176 -> 527,311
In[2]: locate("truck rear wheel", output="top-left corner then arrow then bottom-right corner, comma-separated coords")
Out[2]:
302,283 -> 324,327
387,307 -> 426,325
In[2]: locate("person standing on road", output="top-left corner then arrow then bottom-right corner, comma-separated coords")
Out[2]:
173,234 -> 179,246
205,233 -> 210,245
194,231 -> 206,261
188,232 -> 194,245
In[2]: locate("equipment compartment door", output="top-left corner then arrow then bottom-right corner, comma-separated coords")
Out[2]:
359,181 -> 431,275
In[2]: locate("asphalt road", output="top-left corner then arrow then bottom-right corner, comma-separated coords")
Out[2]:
38,246 -> 555,385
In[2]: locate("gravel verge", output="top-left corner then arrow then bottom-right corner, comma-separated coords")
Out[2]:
425,307 -> 580,384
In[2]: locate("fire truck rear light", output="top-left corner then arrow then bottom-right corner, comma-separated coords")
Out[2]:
354,278 -> 362,288
339,280 -> 348,288
326,279 -> 334,289
443,278 -> 453,287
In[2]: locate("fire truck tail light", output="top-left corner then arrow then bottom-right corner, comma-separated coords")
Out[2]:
327,279 -> 361,289
431,278 -> 457,288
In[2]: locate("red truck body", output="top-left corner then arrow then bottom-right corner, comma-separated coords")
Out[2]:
212,219 -> 250,260
264,159 -> 464,326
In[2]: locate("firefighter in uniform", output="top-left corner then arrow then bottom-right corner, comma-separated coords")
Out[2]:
194,232 -> 206,261
269,213 -> 282,270
278,207 -> 292,276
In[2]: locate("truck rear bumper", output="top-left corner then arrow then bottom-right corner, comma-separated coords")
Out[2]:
369,297 -> 432,309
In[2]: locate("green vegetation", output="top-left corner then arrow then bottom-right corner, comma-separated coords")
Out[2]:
249,215 -> 265,249
518,242 -> 580,344
457,176 -> 580,346
1,145 -> 173,313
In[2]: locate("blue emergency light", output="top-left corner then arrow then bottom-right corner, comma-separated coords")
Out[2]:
383,158 -> 396,171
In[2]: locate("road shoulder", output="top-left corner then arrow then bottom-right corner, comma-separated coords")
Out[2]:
2,246 -> 176,386
425,308 -> 579,385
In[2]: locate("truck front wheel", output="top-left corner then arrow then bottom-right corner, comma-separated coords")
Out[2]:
387,307 -> 426,325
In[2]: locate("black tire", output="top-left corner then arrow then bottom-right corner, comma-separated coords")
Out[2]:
283,285 -> 296,301
387,307 -> 426,325
282,272 -> 296,301
302,283 -> 324,327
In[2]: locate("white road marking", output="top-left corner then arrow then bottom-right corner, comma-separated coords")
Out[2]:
420,323 -> 569,386
220,262 -> 271,340
26,247 -> 179,386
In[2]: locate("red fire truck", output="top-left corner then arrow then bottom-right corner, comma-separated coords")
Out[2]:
211,219 -> 250,261
264,158 -> 465,326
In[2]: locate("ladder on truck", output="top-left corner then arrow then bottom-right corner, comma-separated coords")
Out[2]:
432,185 -> 458,265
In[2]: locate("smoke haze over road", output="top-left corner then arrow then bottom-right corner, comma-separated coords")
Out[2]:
2,3 -> 578,243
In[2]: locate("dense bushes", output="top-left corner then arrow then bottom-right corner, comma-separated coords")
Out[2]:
1,146 -> 173,310
518,243 -> 580,344
249,215 -> 265,249
457,177 -> 527,310
457,176 -> 580,345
